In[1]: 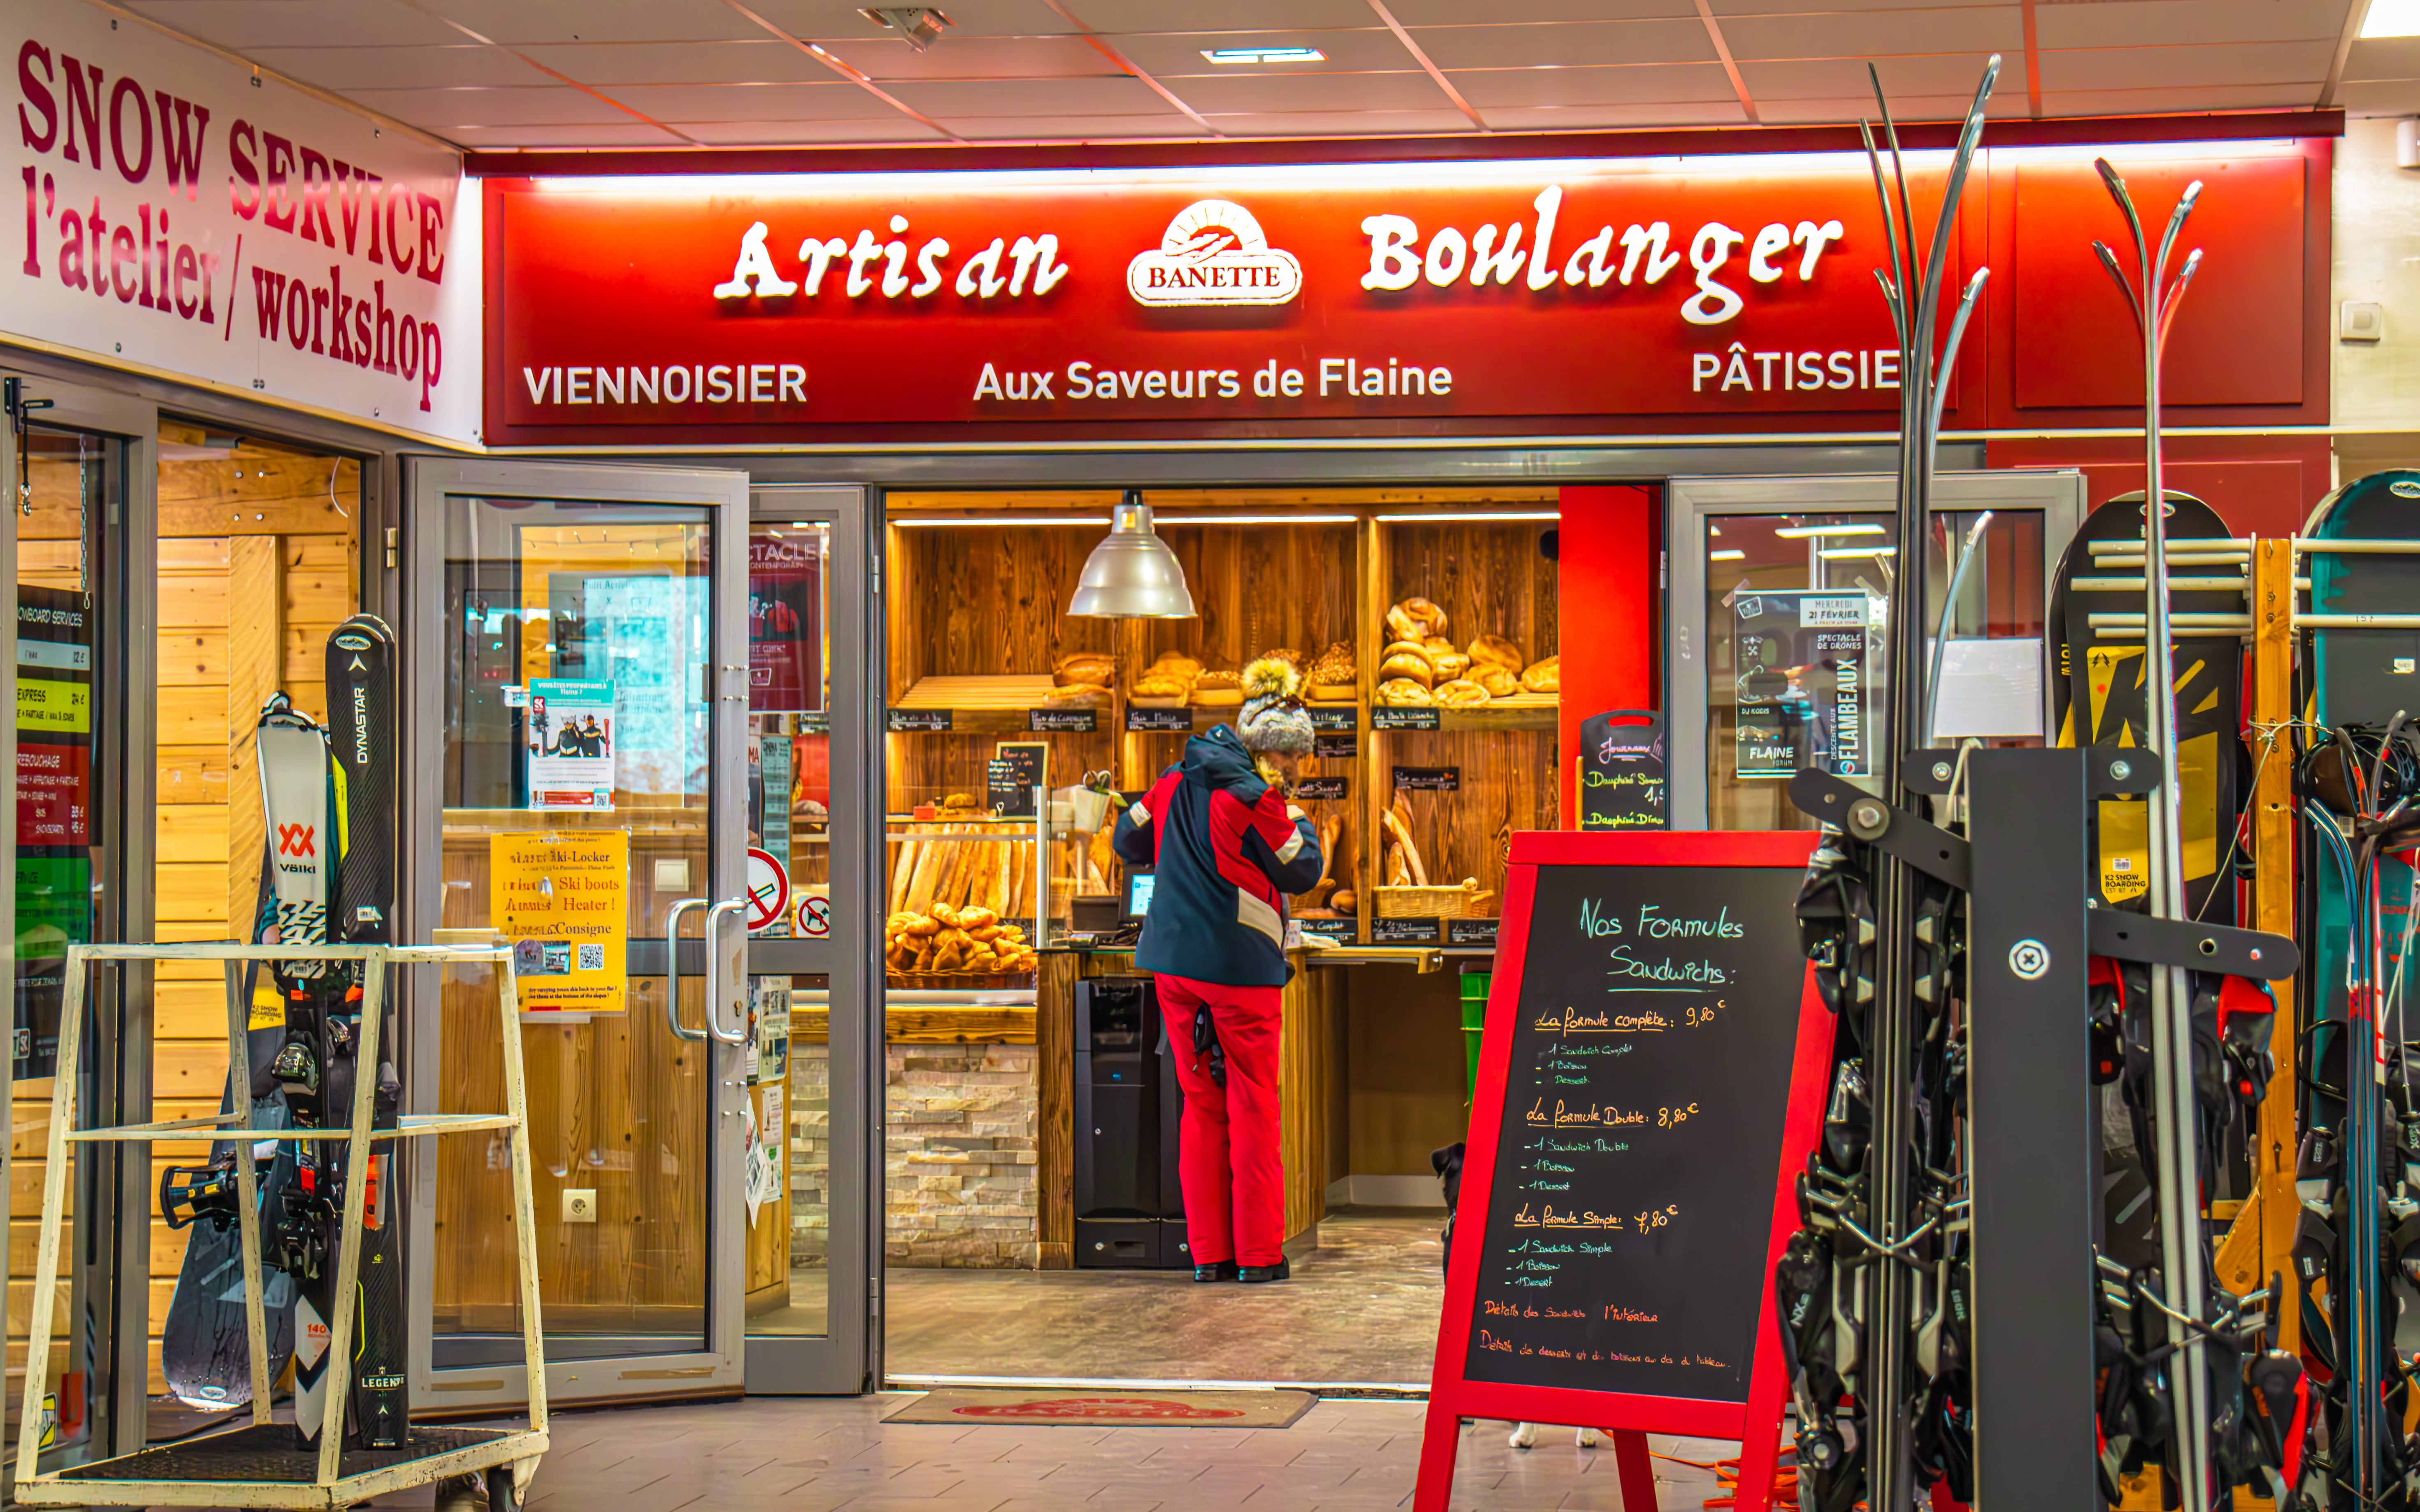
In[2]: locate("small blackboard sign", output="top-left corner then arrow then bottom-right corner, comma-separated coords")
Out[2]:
1578,710 -> 1669,832
886,708 -> 951,733
1315,731 -> 1357,760
1298,917 -> 1357,942
1373,916 -> 1440,944
1308,706 -> 1359,732
1393,765 -> 1459,793
798,711 -> 831,734
1373,706 -> 1441,731
1029,708 -> 1098,733
1448,917 -> 1500,948
1295,777 -> 1348,802
1126,707 -> 1193,734
1415,830 -> 1824,1512
987,742 -> 1045,819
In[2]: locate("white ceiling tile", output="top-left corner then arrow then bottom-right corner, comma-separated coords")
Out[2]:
1411,21 -> 1716,69
126,0 -> 464,49
1740,52 -> 2005,100
2034,0 -> 2348,50
437,123 -> 677,147
2339,78 -> 2420,111
933,114 -> 1210,138
344,84 -> 642,126
2346,36 -> 2420,81
1118,29 -> 1410,75
1204,109 -> 1479,135
1449,61 -> 1741,107
513,41 -> 831,86
411,0 -> 763,45
885,75 -> 1182,114
1480,100 -> 1751,127
1718,7 -> 2023,60
2037,39 -> 2336,92
745,0 -> 1083,39
2038,82 -> 2329,112
1076,0 -> 1380,29
1711,0 -> 2008,14
1173,71 -> 1449,114
810,35 -> 1126,79
673,118 -> 951,143
242,44 -> 537,91
608,82 -> 913,121
1391,0 -> 1697,21
1751,89 -> 2033,121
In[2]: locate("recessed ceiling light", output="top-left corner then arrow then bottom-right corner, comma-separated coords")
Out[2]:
1709,549 -> 1746,561
1202,46 -> 1327,63
1774,523 -> 1887,539
2363,0 -> 2420,37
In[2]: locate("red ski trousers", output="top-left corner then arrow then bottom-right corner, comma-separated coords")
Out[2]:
1156,974 -> 1285,1268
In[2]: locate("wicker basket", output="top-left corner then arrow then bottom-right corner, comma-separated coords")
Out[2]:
1375,881 -> 1493,918
885,970 -> 1037,990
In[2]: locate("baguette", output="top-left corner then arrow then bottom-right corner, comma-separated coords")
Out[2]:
904,825 -> 945,914
1380,801 -> 1428,887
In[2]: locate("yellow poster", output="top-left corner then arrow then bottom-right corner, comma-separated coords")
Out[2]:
18,678 -> 89,733
490,830 -> 629,1015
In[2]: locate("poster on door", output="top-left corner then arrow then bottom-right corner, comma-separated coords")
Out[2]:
1731,591 -> 1881,781
525,677 -> 614,810
490,830 -> 627,1015
16,584 -> 93,1078
748,532 -> 823,712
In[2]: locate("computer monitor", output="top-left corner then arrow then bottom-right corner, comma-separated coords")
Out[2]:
1123,867 -> 1155,921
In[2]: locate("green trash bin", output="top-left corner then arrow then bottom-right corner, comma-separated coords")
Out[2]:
1459,970 -> 1491,1105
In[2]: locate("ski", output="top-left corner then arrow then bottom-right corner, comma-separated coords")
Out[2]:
328,615 -> 407,1449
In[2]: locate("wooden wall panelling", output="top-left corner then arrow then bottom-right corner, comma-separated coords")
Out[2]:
1126,521 -> 1358,675
1360,518 -> 1388,944
227,536 -> 283,927
886,489 -> 1555,514
158,450 -> 361,538
1036,951 -> 1080,1270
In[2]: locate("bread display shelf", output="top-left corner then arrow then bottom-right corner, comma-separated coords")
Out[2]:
890,675 -> 1115,733
1440,697 -> 1558,733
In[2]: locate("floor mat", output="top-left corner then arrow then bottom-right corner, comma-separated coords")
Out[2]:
881,1387 -> 1316,1428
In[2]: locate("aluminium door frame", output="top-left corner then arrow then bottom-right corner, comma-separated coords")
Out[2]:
1664,470 -> 2085,832
402,457 -> 752,1411
740,485 -> 876,1395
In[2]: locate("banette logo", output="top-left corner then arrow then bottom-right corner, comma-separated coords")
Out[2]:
1127,200 -> 1303,308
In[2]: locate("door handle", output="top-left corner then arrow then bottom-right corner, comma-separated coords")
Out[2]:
663,898 -> 708,1042
701,897 -> 750,1046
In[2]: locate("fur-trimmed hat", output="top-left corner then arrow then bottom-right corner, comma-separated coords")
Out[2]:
1236,655 -> 1315,757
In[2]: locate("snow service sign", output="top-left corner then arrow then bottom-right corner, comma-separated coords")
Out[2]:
6,5 -> 480,444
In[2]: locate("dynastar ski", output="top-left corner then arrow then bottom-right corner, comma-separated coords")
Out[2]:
328,614 -> 406,1448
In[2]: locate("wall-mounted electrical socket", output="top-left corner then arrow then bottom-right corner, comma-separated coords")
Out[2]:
2342,301 -> 2386,343
562,1188 -> 598,1224
653,859 -> 691,891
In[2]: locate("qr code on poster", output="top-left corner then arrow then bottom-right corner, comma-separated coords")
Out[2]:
577,943 -> 605,972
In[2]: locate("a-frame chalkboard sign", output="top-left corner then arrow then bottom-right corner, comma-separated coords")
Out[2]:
1416,830 -> 1830,1512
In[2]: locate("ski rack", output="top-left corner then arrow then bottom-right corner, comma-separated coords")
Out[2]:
2078,534 -> 2255,639
12,942 -> 547,1510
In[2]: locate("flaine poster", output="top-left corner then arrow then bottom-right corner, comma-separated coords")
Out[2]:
525,677 -> 615,811
490,830 -> 629,1014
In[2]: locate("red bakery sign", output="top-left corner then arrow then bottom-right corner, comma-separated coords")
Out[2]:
482,148 -> 2316,442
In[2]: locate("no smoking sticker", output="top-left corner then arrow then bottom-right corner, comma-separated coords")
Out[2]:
746,847 -> 790,935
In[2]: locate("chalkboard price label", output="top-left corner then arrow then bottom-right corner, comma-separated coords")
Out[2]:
1372,707 -> 1441,731
1308,706 -> 1359,732
1125,707 -> 1193,734
1294,777 -> 1349,801
1297,916 -> 1358,942
1315,732 -> 1357,760
886,708 -> 951,733
986,743 -> 1045,819
797,711 -> 830,734
1579,710 -> 1670,832
1393,765 -> 1460,793
1028,708 -> 1098,733
1373,916 -> 1440,944
1448,917 -> 1500,947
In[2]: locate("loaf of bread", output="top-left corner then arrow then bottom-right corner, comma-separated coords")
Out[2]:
1148,652 -> 1203,682
1474,665 -> 1520,697
1376,678 -> 1435,707
1378,652 -> 1435,689
1433,679 -> 1491,707
1193,669 -> 1241,693
1385,597 -> 1448,642
1043,682 -> 1111,707
1054,652 -> 1115,687
1520,656 -> 1560,693
1467,634 -> 1525,673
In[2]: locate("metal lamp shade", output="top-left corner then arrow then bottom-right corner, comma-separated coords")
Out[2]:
1067,498 -> 1196,619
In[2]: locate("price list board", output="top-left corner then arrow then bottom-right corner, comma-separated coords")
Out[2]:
1416,829 -> 1826,1512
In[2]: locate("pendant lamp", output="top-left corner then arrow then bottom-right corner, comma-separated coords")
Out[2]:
1067,490 -> 1196,619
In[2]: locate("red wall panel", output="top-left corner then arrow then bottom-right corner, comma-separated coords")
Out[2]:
1557,485 -> 1660,825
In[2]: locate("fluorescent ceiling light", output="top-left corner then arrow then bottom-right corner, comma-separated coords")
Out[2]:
1818,546 -> 1898,559
1709,549 -> 1746,561
1372,511 -> 1559,522
1156,514 -> 1356,525
1774,524 -> 1887,539
1203,46 -> 1326,63
2362,0 -> 2420,37
894,516 -> 1112,527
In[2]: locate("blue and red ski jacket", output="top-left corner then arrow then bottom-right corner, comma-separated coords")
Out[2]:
1111,725 -> 1324,988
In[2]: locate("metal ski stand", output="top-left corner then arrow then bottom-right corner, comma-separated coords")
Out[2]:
1791,756 -> 2298,1508
12,941 -> 548,1511
1803,53 -> 1998,1512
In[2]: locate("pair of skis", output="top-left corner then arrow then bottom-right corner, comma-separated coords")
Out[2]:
157,614 -> 405,1452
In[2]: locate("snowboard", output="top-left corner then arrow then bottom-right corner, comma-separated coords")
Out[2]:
2046,490 -> 2250,1273
327,614 -> 407,1448
2296,468 -> 2420,1507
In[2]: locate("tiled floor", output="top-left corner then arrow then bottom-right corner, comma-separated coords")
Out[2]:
887,1209 -> 1448,1385
202,1396 -> 1735,1512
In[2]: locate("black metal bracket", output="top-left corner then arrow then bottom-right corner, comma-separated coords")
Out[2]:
3,376 -> 52,436
1901,746 -> 2162,798
1789,770 -> 1973,890
2085,909 -> 2298,982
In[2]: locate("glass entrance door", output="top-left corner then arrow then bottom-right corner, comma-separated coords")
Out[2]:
404,460 -> 752,1409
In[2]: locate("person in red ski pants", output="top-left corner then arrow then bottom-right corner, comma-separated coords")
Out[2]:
1111,657 -> 1321,1283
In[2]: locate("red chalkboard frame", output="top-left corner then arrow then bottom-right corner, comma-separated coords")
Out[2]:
1414,828 -> 1830,1512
